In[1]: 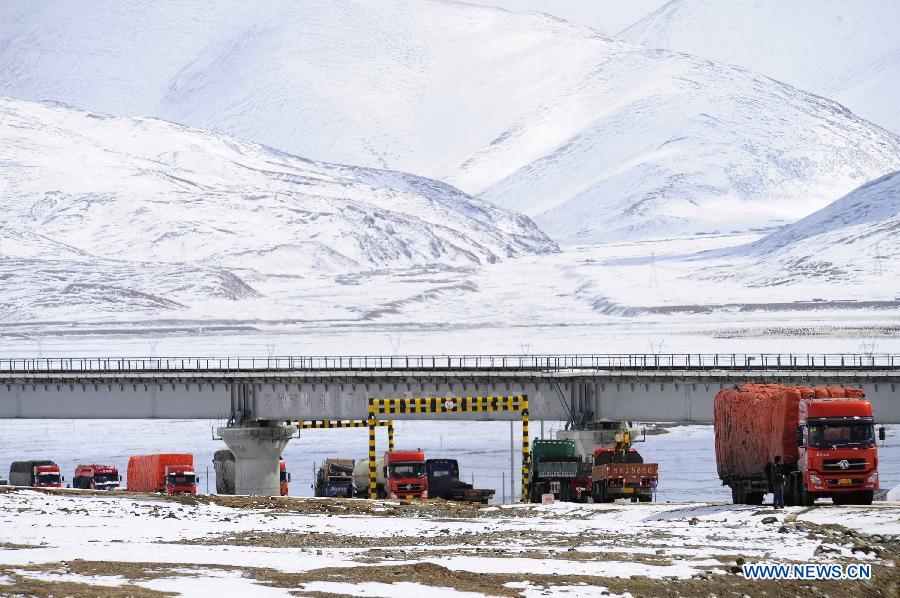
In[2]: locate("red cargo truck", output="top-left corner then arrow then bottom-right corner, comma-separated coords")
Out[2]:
591,432 -> 658,503
715,384 -> 881,506
9,461 -> 63,488
127,454 -> 196,494
73,464 -> 120,490
385,450 -> 428,499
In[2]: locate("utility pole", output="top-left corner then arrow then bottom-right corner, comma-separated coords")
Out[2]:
510,421 -> 515,503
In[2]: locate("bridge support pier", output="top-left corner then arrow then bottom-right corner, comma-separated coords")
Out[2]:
217,422 -> 296,496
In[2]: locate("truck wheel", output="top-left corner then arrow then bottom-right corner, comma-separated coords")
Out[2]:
799,485 -> 815,507
835,491 -> 873,506
731,485 -> 743,505
599,481 -> 610,503
746,492 -> 763,506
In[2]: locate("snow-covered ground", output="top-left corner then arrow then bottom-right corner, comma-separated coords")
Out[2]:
0,487 -> 896,596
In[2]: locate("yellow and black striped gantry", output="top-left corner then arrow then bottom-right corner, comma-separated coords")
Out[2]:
299,419 -> 396,451
366,395 -> 529,501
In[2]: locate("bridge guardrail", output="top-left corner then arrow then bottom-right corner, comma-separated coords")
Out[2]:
0,353 -> 897,374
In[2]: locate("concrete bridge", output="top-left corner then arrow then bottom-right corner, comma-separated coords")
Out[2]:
2,353 -> 896,495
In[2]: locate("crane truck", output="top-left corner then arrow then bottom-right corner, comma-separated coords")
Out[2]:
715,384 -> 882,506
591,431 -> 658,503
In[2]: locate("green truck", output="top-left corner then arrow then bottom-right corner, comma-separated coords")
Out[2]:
527,439 -> 586,502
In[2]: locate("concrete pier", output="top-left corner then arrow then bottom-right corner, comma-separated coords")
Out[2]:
217,423 -> 296,496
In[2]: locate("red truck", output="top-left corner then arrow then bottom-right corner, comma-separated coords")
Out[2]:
715,384 -> 882,506
353,450 -> 429,499
384,450 -> 428,499
9,460 -> 63,488
591,432 -> 658,503
73,464 -> 120,490
127,454 -> 196,494
279,458 -> 290,496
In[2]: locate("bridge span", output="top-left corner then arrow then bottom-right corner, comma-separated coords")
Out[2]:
2,353 -> 898,423
3,353 -> 897,495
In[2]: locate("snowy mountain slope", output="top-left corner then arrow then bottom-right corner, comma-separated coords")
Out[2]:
2,1 -> 900,243
458,0 -> 667,34
697,171 -> 900,287
622,0 -> 900,134
0,99 -> 554,319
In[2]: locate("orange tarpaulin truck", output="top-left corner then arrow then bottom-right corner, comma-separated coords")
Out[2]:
715,384 -> 881,506
127,454 -> 196,494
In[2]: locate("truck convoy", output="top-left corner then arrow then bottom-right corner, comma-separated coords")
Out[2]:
715,384 -> 881,506
591,432 -> 658,503
72,464 -> 120,490
426,459 -> 495,503
315,458 -> 355,497
213,450 -> 290,496
352,450 -> 428,499
127,454 -> 196,494
9,460 -> 63,488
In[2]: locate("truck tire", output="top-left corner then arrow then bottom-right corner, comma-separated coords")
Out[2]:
784,476 -> 797,507
746,492 -> 763,506
834,491 -> 873,506
730,484 -> 743,505
799,484 -> 815,507
856,491 -> 874,505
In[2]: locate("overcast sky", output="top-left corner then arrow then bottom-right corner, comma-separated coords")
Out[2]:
459,0 -> 670,34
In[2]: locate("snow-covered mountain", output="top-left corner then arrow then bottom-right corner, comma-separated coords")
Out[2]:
0,99 -> 554,321
2,0 -> 899,243
622,0 -> 900,134
700,171 -> 900,288
458,0 -> 668,34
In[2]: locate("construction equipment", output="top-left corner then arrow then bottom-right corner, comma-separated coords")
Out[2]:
591,431 -> 657,503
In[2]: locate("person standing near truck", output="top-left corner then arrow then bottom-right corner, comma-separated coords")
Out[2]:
771,456 -> 785,509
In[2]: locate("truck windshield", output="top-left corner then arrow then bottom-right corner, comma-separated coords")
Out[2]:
388,463 -> 426,478
95,474 -> 118,485
166,474 -> 196,486
808,423 -> 875,448
429,465 -> 452,478
280,470 -> 288,483
36,473 -> 60,485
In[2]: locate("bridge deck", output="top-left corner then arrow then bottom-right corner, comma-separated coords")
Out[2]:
1,354 -> 897,422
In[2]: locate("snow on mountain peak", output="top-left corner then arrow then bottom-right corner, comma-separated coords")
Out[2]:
2,0 -> 899,245
622,0 -> 900,134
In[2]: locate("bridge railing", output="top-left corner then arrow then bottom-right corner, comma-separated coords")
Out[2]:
0,353 -> 897,374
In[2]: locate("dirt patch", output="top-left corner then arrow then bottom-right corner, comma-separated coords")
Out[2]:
0,541 -> 45,550
6,557 -> 897,597
243,561 -> 900,598
0,564 -> 174,597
